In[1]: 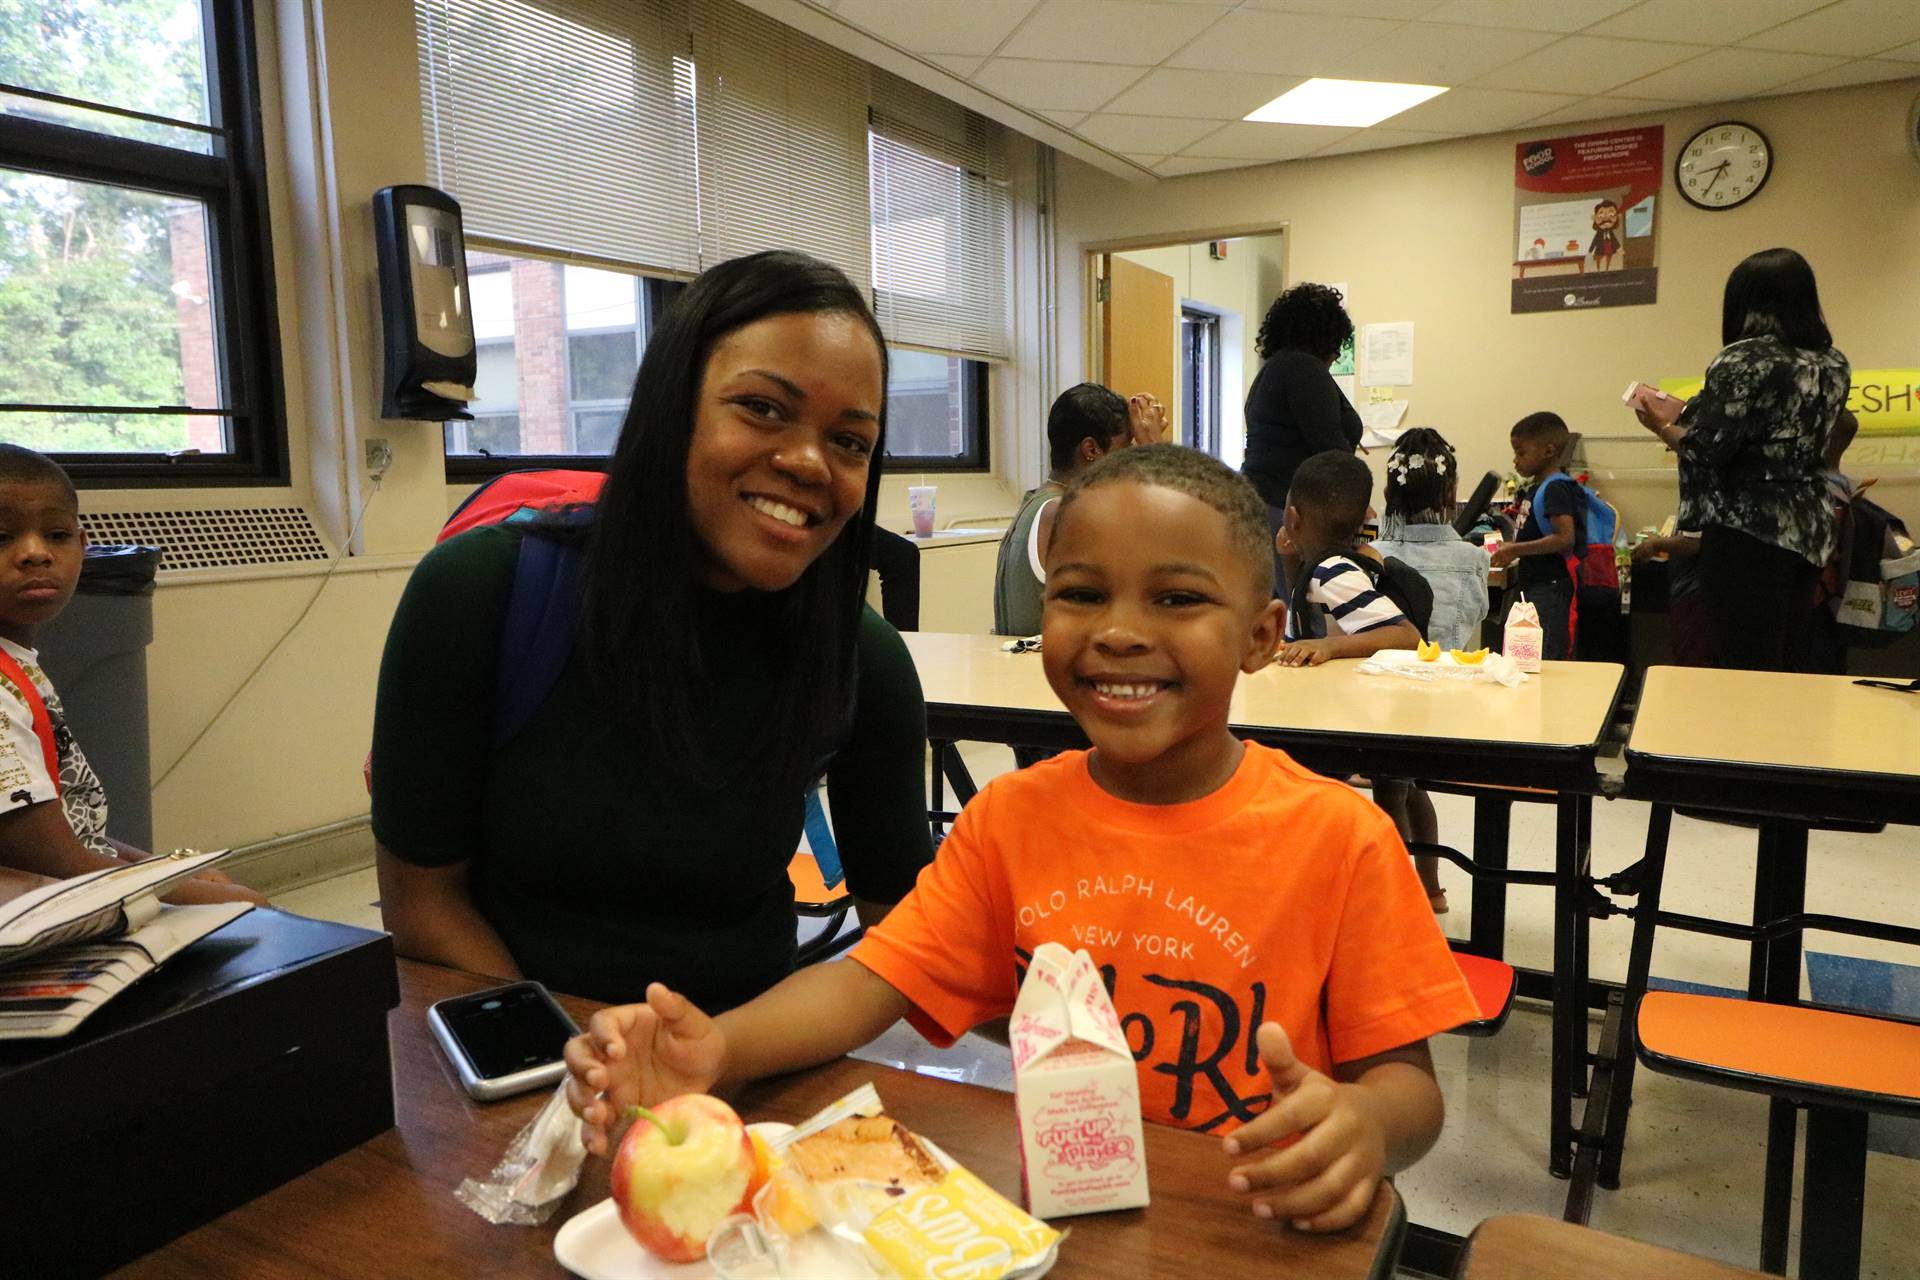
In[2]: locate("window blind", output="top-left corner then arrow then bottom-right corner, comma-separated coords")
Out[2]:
868,72 -> 1012,362
689,0 -> 872,292
414,0 -> 700,276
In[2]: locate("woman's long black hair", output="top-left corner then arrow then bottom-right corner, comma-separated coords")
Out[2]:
1722,247 -> 1831,351
578,250 -> 889,794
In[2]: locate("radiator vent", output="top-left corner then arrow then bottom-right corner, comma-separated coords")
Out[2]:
81,507 -> 332,572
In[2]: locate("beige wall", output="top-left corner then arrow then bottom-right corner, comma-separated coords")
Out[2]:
1061,78 -> 1920,535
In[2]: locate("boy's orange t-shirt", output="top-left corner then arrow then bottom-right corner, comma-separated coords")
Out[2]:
851,743 -> 1478,1134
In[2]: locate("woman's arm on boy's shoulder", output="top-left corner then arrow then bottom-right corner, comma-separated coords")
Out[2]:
565,960 -> 911,1156
375,843 -> 523,979
1223,1026 -> 1442,1232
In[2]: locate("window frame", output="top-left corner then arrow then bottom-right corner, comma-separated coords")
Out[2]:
442,270 -> 681,482
0,0 -> 289,488
881,354 -> 990,473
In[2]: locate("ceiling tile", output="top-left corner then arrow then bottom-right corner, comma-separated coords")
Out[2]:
830,0 -> 1040,57
1006,0 -> 1230,66
924,54 -> 985,78
1076,112 -> 1222,153
1520,95 -> 1690,129
1039,109 -> 1091,128
1166,10 -> 1403,75
1102,68 -> 1308,120
1310,127 -> 1460,156
1760,57 -> 1920,95
1384,85 -> 1579,131
1590,0 -> 1832,45
1178,120 -> 1355,160
1471,36 -> 1705,95
1239,0 -> 1442,14
972,58 -> 1149,111
1421,0 -> 1640,34
1154,156 -> 1264,176
1617,46 -> 1846,100
1322,22 -> 1561,84
1739,0 -> 1920,58
1121,152 -> 1169,169
1884,40 -> 1920,61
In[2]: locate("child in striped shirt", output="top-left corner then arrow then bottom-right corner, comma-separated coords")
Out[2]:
1274,451 -> 1421,665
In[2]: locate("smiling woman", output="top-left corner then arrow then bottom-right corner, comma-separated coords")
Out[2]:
369,252 -> 935,1009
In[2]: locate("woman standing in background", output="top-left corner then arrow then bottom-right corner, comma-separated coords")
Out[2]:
1241,283 -> 1362,595
1630,248 -> 1844,671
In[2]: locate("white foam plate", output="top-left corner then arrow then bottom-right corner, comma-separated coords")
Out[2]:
554,1124 -> 1058,1279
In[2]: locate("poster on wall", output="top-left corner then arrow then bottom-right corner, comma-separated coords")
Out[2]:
1511,125 -> 1662,314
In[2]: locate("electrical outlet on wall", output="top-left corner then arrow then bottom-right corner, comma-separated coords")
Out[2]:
365,438 -> 395,478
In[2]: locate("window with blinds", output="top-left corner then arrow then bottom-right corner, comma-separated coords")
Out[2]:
869,73 -> 1012,364
415,0 -> 699,276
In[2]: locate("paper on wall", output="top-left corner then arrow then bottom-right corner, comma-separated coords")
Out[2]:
1359,399 -> 1409,448
1361,321 -> 1414,386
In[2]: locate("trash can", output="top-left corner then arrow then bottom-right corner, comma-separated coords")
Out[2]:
36,544 -> 163,852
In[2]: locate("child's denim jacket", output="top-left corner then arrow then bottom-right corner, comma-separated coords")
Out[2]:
1372,522 -> 1490,651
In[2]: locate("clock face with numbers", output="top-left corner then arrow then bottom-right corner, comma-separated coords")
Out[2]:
1676,121 -> 1771,210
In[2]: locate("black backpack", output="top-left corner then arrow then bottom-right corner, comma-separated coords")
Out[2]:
1290,550 -> 1434,640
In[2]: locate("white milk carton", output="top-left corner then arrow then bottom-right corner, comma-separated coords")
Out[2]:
1009,943 -> 1149,1219
1505,596 -> 1544,673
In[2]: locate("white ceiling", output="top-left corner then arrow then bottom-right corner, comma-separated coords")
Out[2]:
788,0 -> 1920,178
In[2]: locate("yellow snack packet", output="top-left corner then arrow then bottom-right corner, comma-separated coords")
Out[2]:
863,1168 -> 1061,1280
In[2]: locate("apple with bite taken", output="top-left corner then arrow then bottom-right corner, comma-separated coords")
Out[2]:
610,1094 -> 770,1263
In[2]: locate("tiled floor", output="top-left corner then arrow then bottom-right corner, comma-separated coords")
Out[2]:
279,739 -> 1920,1276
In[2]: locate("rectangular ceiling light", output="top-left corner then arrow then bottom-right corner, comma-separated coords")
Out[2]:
1244,78 -> 1446,128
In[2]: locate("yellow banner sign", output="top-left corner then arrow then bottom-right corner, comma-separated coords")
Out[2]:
1657,369 -> 1920,437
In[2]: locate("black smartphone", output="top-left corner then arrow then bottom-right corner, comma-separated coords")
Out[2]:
427,981 -> 579,1101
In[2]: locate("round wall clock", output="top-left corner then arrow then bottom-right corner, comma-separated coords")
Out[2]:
1675,121 -> 1771,210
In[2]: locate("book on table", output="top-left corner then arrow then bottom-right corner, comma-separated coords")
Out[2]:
0,851 -> 252,1040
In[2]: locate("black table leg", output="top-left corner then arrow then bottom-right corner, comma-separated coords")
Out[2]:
1572,794 -> 1594,1100
1753,819 -> 1811,1275
1469,795 -> 1512,959
1598,803 -> 1672,1189
1551,794 -> 1581,1178
929,739 -> 949,839
1799,1106 -> 1867,1280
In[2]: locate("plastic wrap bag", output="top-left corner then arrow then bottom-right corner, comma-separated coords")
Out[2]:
1356,648 -> 1528,687
454,1082 -> 588,1225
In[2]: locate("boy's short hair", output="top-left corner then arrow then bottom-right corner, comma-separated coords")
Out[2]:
1054,444 -> 1271,595
1510,410 -> 1570,446
1047,383 -> 1130,470
1288,450 -> 1372,546
0,444 -> 78,508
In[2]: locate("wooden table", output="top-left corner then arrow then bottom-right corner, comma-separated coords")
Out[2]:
1608,667 -> 1920,1276
1457,1215 -> 1768,1279
905,632 -> 1627,1177
117,960 -> 1406,1279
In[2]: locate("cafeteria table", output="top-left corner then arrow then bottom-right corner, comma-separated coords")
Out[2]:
903,632 -> 1626,1180
1456,1214 -> 1770,1279
114,959 -> 1407,1280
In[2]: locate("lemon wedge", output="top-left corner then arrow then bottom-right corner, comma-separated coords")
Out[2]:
1416,640 -> 1442,662
1449,647 -> 1491,665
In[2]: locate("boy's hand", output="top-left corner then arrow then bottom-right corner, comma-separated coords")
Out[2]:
1488,543 -> 1520,570
1223,1023 -> 1386,1232
163,876 -> 270,908
1274,638 -> 1334,667
564,982 -> 727,1156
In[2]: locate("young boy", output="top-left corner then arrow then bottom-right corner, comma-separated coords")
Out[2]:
567,445 -> 1475,1233
0,445 -> 262,907
1272,451 -> 1422,667
1490,411 -> 1583,661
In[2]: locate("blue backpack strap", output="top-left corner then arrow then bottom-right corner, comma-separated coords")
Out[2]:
493,529 -> 586,748
803,788 -> 844,889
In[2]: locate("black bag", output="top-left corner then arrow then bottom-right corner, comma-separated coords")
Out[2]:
1290,550 -> 1433,639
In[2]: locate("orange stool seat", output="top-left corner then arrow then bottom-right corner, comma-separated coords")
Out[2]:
1452,951 -> 1518,1037
1638,991 -> 1920,1115
789,851 -> 849,914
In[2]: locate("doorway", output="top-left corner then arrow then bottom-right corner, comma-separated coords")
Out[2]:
1091,230 -> 1287,468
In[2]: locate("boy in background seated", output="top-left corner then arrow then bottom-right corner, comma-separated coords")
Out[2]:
1272,450 -> 1422,666
0,445 -> 263,906
568,445 -> 1475,1233
1491,412 -> 1583,660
